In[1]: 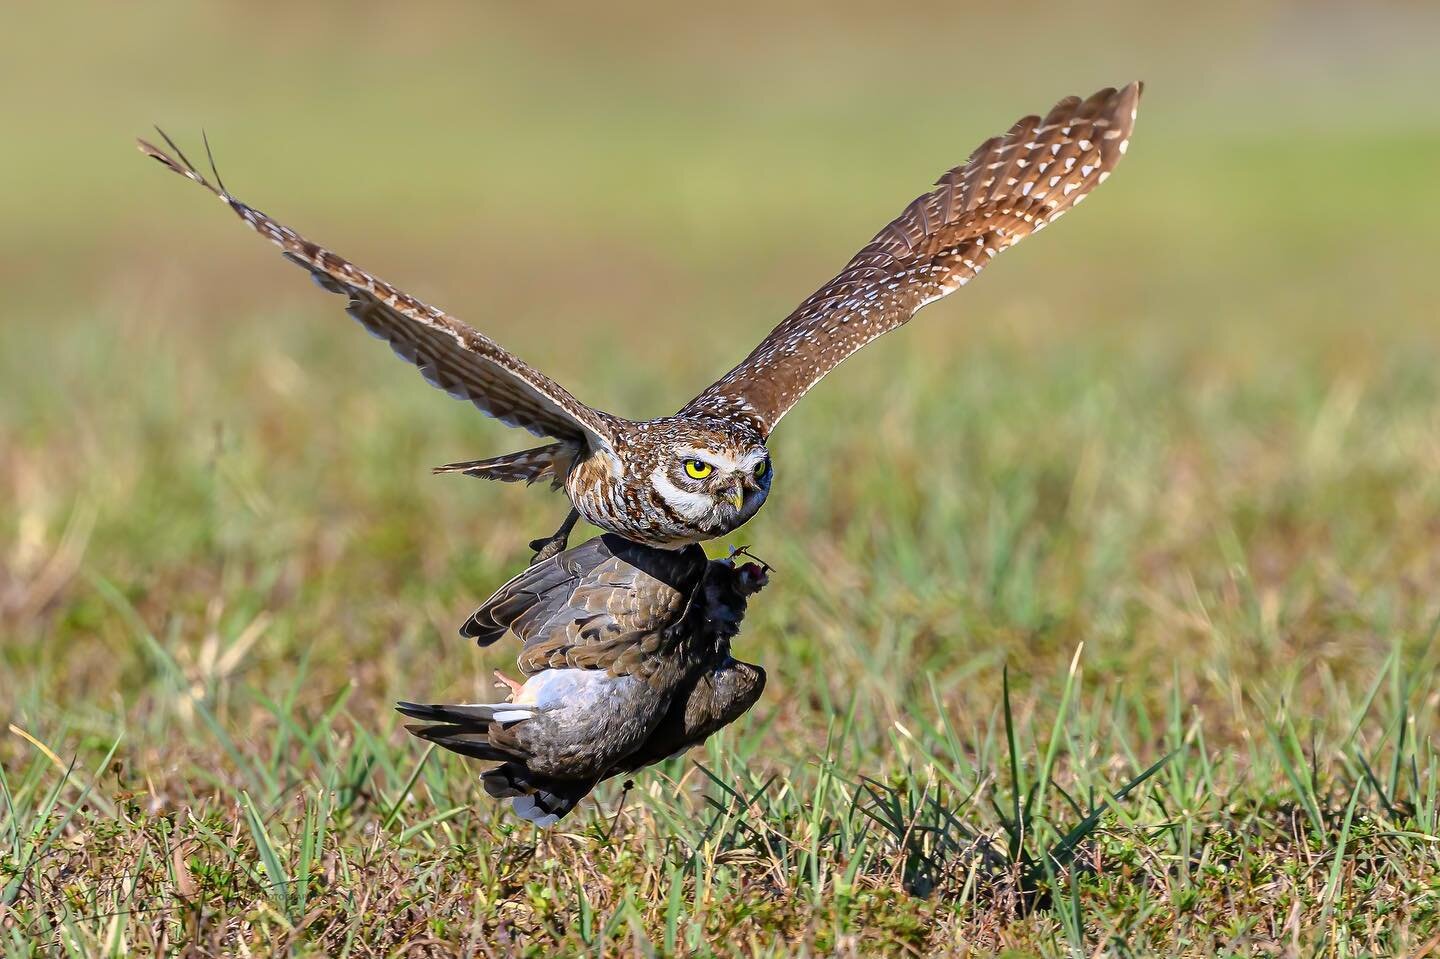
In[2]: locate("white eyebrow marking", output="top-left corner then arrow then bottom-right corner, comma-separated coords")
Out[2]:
737,448 -> 769,470
675,447 -> 738,471
673,446 -> 764,473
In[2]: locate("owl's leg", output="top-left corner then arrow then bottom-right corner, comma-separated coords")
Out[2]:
528,508 -> 580,565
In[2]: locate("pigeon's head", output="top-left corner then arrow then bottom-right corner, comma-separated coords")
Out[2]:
734,562 -> 769,595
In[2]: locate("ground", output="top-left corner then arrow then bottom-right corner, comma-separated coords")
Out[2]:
4,3 -> 1440,955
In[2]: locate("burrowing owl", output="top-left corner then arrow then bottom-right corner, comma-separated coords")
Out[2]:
140,83 -> 1140,558
398,534 -> 770,825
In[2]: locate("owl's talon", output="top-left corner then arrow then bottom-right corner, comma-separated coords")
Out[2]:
528,509 -> 581,565
529,535 -> 568,565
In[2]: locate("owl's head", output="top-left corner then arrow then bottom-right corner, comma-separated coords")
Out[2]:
648,424 -> 772,539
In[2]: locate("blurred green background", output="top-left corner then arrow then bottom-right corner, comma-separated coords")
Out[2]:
7,0 -> 1440,701
5,1 -> 1440,952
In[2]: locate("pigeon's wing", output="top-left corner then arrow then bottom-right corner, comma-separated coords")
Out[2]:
460,537 -> 619,647
462,535 -> 709,678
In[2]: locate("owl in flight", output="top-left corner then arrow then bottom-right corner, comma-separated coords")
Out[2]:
140,83 -> 1140,560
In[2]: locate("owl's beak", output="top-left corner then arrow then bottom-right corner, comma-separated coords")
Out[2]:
725,488 -> 745,511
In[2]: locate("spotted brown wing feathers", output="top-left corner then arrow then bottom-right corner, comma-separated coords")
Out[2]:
137,134 -> 617,452
680,82 -> 1141,437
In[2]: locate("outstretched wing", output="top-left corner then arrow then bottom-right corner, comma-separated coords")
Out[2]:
461,535 -> 709,677
137,134 -> 618,452
681,82 -> 1141,437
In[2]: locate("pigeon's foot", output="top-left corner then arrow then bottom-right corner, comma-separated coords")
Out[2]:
493,670 -> 524,698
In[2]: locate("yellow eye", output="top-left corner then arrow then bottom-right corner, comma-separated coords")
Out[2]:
684,459 -> 713,479
754,459 -> 770,480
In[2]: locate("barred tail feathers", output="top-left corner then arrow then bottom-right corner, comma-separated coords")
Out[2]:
433,442 -> 579,489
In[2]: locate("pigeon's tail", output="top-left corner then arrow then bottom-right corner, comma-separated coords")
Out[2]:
395,701 -> 538,763
395,701 -> 592,826
481,763 -> 596,828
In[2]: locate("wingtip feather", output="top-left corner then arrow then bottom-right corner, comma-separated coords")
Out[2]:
137,128 -> 225,198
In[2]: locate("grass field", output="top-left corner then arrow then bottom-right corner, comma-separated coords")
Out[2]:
5,3 -> 1440,955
